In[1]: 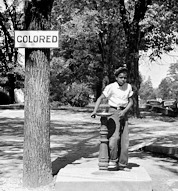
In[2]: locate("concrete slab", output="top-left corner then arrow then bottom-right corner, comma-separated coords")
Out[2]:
55,158 -> 152,191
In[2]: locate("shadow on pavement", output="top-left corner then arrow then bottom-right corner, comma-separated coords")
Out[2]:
0,113 -> 100,178
130,150 -> 178,176
140,111 -> 178,122
0,117 -> 24,137
51,135 -> 99,175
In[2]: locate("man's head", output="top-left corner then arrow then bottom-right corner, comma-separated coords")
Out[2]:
114,67 -> 128,86
114,67 -> 128,77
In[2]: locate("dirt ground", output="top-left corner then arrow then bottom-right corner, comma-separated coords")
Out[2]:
0,109 -> 178,191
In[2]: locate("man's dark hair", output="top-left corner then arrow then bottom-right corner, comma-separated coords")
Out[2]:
114,67 -> 128,77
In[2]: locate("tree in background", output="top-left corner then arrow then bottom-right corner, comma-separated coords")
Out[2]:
23,0 -> 54,188
168,62 -> 178,81
149,61 -> 178,100
50,57 -> 91,107
140,2 -> 177,60
138,0 -> 178,104
171,80 -> 178,98
32,0 -> 178,113
51,0 -> 126,101
51,0 -> 178,115
139,76 -> 156,101
0,0 -> 25,103
166,61 -> 178,98
118,0 -> 152,116
28,0 -> 178,113
158,77 -> 173,100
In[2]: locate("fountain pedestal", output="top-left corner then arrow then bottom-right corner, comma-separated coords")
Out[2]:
96,112 -> 112,170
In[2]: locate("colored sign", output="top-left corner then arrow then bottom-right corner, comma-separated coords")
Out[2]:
15,31 -> 59,48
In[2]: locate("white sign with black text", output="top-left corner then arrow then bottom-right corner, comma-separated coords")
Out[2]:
15,31 -> 59,48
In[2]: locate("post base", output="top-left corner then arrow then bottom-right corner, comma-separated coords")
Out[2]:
55,157 -> 152,191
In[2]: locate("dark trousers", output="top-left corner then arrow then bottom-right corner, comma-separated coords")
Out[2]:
107,107 -> 129,166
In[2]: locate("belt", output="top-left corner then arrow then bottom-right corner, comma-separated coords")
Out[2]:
110,106 -> 125,110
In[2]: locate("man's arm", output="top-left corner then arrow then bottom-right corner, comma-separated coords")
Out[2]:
91,94 -> 106,118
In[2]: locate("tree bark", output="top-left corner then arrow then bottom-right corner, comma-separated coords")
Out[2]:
126,23 -> 140,117
8,73 -> 15,104
23,49 -> 52,187
119,0 -> 152,117
23,0 -> 54,188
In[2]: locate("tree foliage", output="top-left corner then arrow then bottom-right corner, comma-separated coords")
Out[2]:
157,61 -> 178,99
51,0 -> 126,102
1,0 -> 178,112
139,76 -> 156,101
0,0 -> 25,103
168,62 -> 178,81
49,0 -> 178,114
158,77 -> 172,99
140,0 -> 178,60
166,61 -> 178,98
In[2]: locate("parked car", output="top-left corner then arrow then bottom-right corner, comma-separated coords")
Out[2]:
145,99 -> 163,111
162,99 -> 178,116
163,99 -> 177,108
145,99 -> 178,117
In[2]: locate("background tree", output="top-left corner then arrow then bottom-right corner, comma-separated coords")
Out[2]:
139,1 -> 178,60
0,0 -> 25,103
157,77 -> 172,100
118,0 -> 158,117
171,81 -> 178,98
50,57 -> 92,107
168,62 -> 178,81
51,0 -> 127,101
166,61 -> 178,98
23,0 -> 54,188
50,0 -> 178,114
139,76 -> 156,101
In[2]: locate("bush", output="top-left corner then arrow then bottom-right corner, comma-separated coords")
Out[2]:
50,81 -> 68,104
65,82 -> 91,107
50,101 -> 64,108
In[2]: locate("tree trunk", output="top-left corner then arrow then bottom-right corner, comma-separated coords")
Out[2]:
126,50 -> 140,117
126,34 -> 140,117
8,73 -> 15,104
23,49 -> 53,187
125,22 -> 140,117
119,0 -> 152,117
23,0 -> 54,188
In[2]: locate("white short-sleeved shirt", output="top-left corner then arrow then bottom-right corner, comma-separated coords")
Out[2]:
103,82 -> 133,108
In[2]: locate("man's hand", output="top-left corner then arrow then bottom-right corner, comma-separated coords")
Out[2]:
118,110 -> 126,118
91,112 -> 96,118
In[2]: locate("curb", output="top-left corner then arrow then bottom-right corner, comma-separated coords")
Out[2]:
129,139 -> 157,152
143,144 -> 178,159
129,138 -> 178,160
0,104 -> 24,110
0,104 -> 95,111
